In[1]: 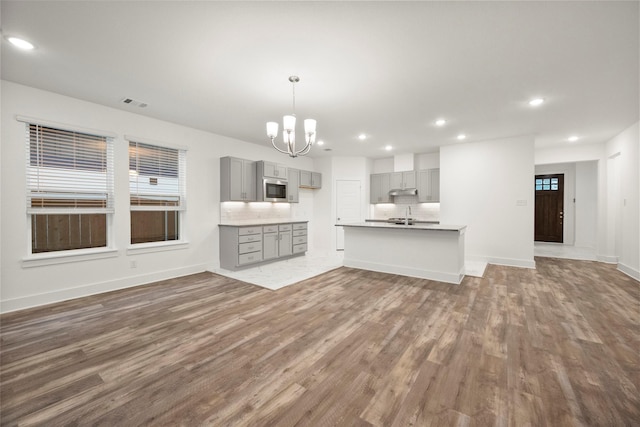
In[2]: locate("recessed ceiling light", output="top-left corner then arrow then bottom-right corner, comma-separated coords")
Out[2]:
317,140 -> 324,146
7,36 -> 35,50
358,134 -> 367,140
568,135 -> 579,142
385,145 -> 393,151
457,134 -> 466,140
435,119 -> 447,127
529,98 -> 544,107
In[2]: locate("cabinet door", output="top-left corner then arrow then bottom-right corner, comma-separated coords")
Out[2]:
370,174 -> 381,203
242,160 -> 256,201
263,232 -> 278,260
276,164 -> 288,179
403,171 -> 417,189
418,169 -> 439,202
370,173 -> 391,203
229,157 -> 245,200
429,168 -> 440,202
300,170 -> 312,187
287,168 -> 300,203
311,172 -> 322,188
390,172 -> 403,189
279,231 -> 293,257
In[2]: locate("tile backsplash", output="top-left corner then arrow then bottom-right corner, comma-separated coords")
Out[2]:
371,195 -> 440,221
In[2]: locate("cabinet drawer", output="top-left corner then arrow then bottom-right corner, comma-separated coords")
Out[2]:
292,223 -> 307,230
292,230 -> 307,237
239,242 -> 262,254
239,251 -> 262,265
263,225 -> 278,233
293,236 -> 307,245
293,244 -> 307,254
239,234 -> 262,244
278,224 -> 292,232
238,227 -> 262,236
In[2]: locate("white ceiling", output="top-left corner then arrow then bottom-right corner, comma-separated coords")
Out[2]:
2,1 -> 638,159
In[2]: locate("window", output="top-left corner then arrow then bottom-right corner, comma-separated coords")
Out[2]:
26,123 -> 114,254
128,140 -> 186,244
535,177 -> 559,191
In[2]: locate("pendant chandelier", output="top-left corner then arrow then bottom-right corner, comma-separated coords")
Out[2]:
266,76 -> 317,158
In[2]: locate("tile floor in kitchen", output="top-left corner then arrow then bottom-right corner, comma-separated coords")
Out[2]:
215,252 -> 488,290
216,242 -> 599,291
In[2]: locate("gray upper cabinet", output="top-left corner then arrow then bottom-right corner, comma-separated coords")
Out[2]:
287,168 -> 300,203
300,170 -> 322,189
220,156 -> 256,202
390,171 -> 416,190
418,168 -> 440,203
370,173 -> 391,204
259,161 -> 288,179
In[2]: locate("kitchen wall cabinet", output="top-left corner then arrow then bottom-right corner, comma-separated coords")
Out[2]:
300,170 -> 322,189
258,161 -> 288,179
219,222 -> 307,270
418,168 -> 440,202
390,171 -> 416,189
370,173 -> 391,204
220,156 -> 256,201
287,168 -> 300,203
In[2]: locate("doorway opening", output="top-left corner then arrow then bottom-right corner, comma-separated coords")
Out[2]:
535,174 -> 564,243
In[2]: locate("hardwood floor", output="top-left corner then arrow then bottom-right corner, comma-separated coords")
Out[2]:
1,258 -> 638,426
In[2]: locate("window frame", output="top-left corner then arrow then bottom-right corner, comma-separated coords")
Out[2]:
20,116 -> 116,262
126,135 -> 187,249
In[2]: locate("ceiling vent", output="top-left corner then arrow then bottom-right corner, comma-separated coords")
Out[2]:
121,97 -> 148,108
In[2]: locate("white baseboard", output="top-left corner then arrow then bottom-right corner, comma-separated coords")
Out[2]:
466,255 -> 536,269
0,264 -> 208,314
343,258 -> 463,284
597,254 -> 619,264
617,263 -> 640,282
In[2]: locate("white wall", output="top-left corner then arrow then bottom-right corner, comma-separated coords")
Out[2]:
0,81 -> 317,312
440,136 -> 535,268
574,161 -> 598,248
605,122 -> 639,279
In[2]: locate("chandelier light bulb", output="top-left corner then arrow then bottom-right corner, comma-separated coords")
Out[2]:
266,122 -> 278,138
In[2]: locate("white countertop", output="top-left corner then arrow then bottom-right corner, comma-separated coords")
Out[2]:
338,222 -> 466,232
219,219 -> 309,227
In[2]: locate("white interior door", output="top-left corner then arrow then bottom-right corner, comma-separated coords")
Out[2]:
336,180 -> 361,250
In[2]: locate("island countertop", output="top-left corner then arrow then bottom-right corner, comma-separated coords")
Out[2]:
339,222 -> 466,232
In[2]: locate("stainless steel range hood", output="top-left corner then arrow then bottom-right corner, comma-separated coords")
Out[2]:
389,188 -> 418,196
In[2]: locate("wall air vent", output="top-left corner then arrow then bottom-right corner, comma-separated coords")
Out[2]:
121,98 -> 148,108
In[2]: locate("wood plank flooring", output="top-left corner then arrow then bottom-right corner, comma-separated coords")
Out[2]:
1,258 -> 639,426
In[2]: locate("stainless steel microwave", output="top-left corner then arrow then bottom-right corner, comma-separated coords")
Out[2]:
261,178 -> 288,202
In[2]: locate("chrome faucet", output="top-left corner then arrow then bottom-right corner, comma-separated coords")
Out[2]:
405,206 -> 412,225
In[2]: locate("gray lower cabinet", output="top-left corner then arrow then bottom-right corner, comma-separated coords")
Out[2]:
263,224 -> 293,259
292,223 -> 307,254
219,222 -> 307,270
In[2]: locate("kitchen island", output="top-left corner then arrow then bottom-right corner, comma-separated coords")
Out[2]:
340,222 -> 466,284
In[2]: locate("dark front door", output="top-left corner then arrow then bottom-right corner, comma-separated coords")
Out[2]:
535,174 -> 564,242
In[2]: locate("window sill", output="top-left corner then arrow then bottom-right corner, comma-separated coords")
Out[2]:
22,248 -> 119,268
127,241 -> 189,255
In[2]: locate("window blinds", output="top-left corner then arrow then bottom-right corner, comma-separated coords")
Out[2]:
26,124 -> 114,214
128,140 -> 186,211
